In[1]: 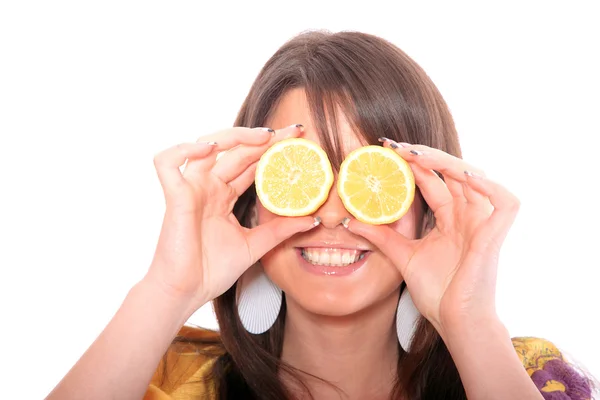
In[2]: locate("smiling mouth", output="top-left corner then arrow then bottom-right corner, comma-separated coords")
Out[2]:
299,248 -> 368,267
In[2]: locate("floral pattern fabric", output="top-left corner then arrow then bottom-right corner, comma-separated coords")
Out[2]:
512,337 -> 592,400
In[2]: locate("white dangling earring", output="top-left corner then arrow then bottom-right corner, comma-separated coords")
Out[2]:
236,204 -> 283,334
237,262 -> 283,334
396,286 -> 421,352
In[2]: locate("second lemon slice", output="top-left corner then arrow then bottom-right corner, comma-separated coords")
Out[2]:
337,145 -> 415,225
255,138 -> 334,217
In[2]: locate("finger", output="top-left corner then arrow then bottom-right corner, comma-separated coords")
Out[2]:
212,123 -> 305,183
390,142 -> 485,182
400,143 -> 491,211
213,146 -> 264,183
444,176 -> 465,201
407,163 -> 453,213
461,179 -> 491,207
183,127 -> 274,177
404,151 -> 465,200
381,140 -> 465,201
465,173 -> 520,246
245,215 -> 320,262
228,161 -> 258,196
153,142 -> 218,194
202,127 -> 277,149
342,218 -> 414,277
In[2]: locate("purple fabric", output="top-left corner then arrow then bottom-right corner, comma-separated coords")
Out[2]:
530,359 -> 592,400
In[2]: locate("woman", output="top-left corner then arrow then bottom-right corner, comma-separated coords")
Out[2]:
47,31 -> 596,400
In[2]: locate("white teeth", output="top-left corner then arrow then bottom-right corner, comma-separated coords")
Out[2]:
341,251 -> 353,265
301,248 -> 365,267
330,252 -> 341,265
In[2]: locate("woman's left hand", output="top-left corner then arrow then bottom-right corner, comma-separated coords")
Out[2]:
345,140 -> 520,337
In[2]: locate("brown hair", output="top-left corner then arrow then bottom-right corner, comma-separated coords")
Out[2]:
187,31 -> 466,399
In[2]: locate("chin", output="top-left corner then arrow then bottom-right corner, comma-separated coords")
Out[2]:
285,290 -> 377,317
261,246 -> 403,318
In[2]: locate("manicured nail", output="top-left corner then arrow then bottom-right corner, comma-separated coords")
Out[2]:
341,217 -> 351,229
390,142 -> 399,149
200,141 -> 218,146
464,170 -> 483,179
255,127 -> 276,136
378,137 -> 390,143
409,150 -> 423,156
288,123 -> 304,132
301,216 -> 322,232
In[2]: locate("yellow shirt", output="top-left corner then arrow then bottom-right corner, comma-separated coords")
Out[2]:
144,327 -> 589,399
144,326 -> 220,400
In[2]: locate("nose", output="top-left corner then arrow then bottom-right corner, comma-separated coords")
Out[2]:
314,178 -> 352,229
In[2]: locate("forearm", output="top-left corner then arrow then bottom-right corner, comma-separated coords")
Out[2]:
46,279 -> 197,400
441,316 -> 543,400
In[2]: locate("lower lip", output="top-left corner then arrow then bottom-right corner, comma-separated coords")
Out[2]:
295,248 -> 370,276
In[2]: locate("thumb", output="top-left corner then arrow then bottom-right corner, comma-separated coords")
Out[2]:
245,216 -> 320,262
344,218 -> 414,275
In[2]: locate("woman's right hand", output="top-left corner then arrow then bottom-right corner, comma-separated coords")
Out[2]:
144,124 -> 317,313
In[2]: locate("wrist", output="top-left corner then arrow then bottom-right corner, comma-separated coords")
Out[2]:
438,313 -> 545,399
135,278 -> 201,324
439,312 -> 508,351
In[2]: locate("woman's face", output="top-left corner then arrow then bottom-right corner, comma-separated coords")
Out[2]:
257,89 -> 423,317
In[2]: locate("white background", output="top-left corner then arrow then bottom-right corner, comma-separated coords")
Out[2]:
1,1 -> 599,398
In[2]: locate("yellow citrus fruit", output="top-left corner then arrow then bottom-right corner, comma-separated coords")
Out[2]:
337,145 -> 415,225
255,138 -> 334,217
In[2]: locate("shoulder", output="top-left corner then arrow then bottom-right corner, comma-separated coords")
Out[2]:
144,325 -> 224,400
512,337 -> 594,399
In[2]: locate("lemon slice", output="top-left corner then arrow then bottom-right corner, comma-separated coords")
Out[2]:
255,138 -> 334,217
337,145 -> 415,225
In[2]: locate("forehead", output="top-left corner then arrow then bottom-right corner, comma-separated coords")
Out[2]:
266,88 -> 364,155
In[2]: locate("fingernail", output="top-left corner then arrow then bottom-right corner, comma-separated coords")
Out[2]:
341,217 -> 351,229
378,137 -> 390,143
288,123 -> 304,131
200,141 -> 218,146
409,150 -> 423,156
464,170 -> 483,179
390,142 -> 399,149
255,127 -> 276,136
313,216 -> 322,226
